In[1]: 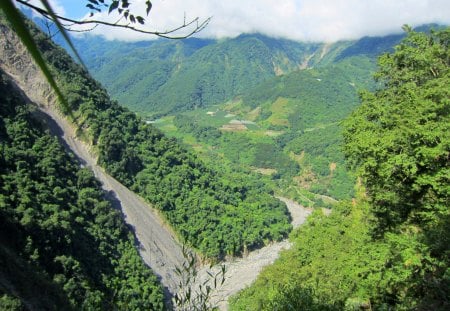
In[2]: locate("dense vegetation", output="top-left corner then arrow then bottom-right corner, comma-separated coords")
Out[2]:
13,15 -> 292,259
0,71 -> 164,310
229,27 -> 450,310
69,30 -> 407,117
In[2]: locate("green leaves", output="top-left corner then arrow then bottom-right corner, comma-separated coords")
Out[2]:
108,1 -> 119,14
106,0 -> 150,24
0,71 -> 165,310
343,27 -> 450,232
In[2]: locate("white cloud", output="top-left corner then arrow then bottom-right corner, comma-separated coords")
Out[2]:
25,0 -> 66,17
75,0 -> 450,42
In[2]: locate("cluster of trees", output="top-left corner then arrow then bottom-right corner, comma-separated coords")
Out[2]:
282,124 -> 355,199
173,114 -> 222,143
230,27 -> 449,310
19,15 -> 292,259
0,71 -> 164,310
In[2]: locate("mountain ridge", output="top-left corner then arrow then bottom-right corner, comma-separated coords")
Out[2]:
69,30 -> 406,116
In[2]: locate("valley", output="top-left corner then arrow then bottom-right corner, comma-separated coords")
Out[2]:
38,80 -> 314,308
0,14 -> 312,309
1,5 -> 448,310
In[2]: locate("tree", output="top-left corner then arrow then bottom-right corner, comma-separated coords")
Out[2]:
343,27 -> 450,307
343,26 -> 450,233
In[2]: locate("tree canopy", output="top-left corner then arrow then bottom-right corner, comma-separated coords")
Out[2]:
343,26 -> 450,233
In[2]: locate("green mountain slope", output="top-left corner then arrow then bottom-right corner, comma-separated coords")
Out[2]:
0,70 -> 164,310
230,26 -> 450,311
72,31 -> 406,116
70,31 -> 405,203
162,56 -> 377,202
74,34 -> 341,115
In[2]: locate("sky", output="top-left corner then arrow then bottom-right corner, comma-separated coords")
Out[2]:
30,0 -> 450,42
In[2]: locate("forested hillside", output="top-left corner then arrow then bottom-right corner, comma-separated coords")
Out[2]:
1,14 -> 292,260
0,70 -> 165,310
71,30 -> 408,116
72,34 -> 350,115
230,27 -> 450,310
70,28 -> 412,205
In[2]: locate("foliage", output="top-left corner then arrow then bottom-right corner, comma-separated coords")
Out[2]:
68,28 -> 417,203
343,27 -> 450,233
230,199 -> 447,310
230,201 -> 377,310
167,56 -> 377,201
0,71 -> 164,309
343,26 -> 450,307
73,31 -> 405,117
73,34 -> 332,115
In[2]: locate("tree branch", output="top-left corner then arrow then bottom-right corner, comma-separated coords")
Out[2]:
16,0 -> 211,39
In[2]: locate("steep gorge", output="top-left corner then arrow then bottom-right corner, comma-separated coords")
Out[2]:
0,17 -> 313,309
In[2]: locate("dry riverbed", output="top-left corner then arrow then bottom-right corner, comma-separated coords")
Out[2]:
202,197 -> 312,310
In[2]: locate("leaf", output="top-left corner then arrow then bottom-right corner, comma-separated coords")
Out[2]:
109,0 -> 119,14
129,14 -> 135,23
146,1 -> 152,15
121,0 -> 130,9
87,0 -> 99,5
136,16 -> 145,25
86,4 -> 101,12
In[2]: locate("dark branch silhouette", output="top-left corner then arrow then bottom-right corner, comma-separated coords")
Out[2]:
16,0 -> 211,39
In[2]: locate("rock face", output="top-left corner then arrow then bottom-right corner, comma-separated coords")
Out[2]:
0,23 -> 55,109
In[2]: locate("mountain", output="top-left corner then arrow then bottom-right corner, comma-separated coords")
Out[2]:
71,31 -> 406,116
159,55 -> 377,202
0,67 -> 164,310
72,34 -> 343,115
2,9 -> 295,260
